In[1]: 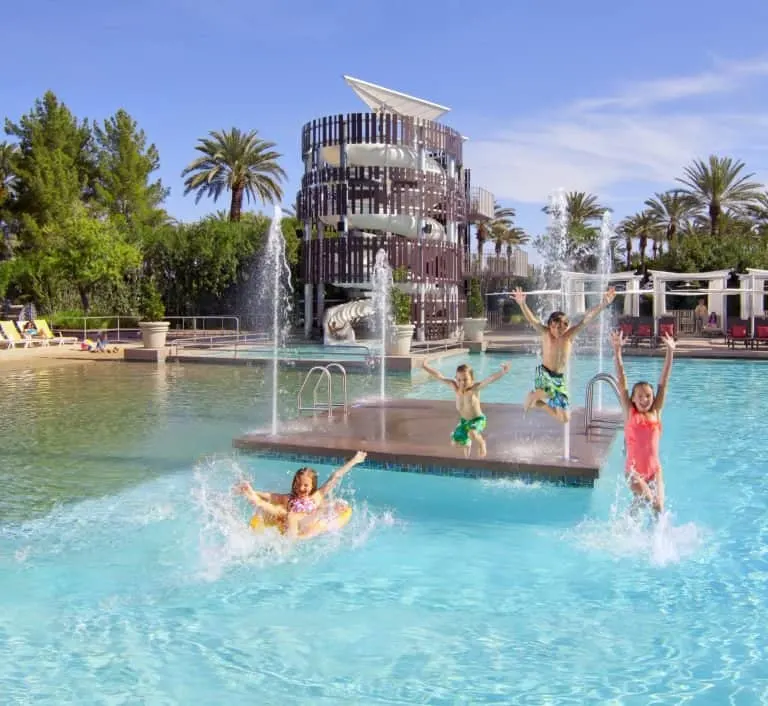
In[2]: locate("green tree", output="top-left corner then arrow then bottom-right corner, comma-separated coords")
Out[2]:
181,128 -> 286,222
476,201 -> 516,256
617,212 -> 660,269
676,155 -> 763,236
42,205 -> 141,311
93,109 -> 168,228
5,91 -> 94,234
0,141 -> 18,205
644,190 -> 697,253
543,191 -> 607,229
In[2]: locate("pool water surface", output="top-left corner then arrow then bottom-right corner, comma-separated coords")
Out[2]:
1,355 -> 767,704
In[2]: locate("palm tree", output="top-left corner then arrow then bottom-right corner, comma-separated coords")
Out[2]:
476,202 -> 516,257
644,190 -> 696,252
676,155 -> 763,236
182,128 -> 286,222
0,142 -> 18,205
543,191 -> 607,229
618,211 -> 660,269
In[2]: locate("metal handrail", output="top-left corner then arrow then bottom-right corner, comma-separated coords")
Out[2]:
297,364 -> 349,417
584,372 -> 624,433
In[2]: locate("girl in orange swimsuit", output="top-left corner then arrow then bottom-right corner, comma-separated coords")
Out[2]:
610,329 -> 676,515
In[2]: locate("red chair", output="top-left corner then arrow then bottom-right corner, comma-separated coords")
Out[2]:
753,322 -> 768,350
634,323 -> 654,347
726,323 -> 751,349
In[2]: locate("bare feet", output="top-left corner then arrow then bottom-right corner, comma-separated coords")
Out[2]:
523,391 -> 536,414
463,443 -> 472,458
476,436 -> 487,458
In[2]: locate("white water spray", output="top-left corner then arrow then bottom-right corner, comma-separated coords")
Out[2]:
371,248 -> 393,401
547,188 -> 571,460
596,212 -> 614,411
254,205 -> 293,436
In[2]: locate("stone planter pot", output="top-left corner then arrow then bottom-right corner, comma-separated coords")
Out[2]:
386,324 -> 415,356
462,317 -> 486,343
139,321 -> 170,349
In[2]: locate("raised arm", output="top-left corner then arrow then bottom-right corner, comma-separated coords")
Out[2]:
652,334 -> 676,412
511,288 -> 547,332
318,450 -> 367,497
234,481 -> 286,507
610,330 -> 632,416
422,359 -> 458,389
566,287 -> 616,338
473,362 -> 511,390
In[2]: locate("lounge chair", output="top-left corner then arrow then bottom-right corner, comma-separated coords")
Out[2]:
656,317 -> 678,345
0,320 -> 42,348
34,319 -> 78,346
752,318 -> 768,350
725,319 -> 752,349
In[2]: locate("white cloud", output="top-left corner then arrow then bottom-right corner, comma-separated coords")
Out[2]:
464,56 -> 768,210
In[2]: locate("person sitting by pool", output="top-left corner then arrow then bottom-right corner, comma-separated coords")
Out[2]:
610,328 -> 676,515
22,321 -> 39,338
234,450 -> 367,538
421,358 -> 511,458
512,286 -> 616,423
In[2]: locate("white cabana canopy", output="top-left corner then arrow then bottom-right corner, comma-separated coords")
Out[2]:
736,268 -> 768,329
648,269 -> 732,334
561,270 -> 644,317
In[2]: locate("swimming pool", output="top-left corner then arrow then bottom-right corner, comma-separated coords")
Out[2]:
1,356 -> 767,703
174,342 -> 378,362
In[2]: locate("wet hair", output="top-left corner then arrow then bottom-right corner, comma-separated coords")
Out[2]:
455,363 -> 474,381
290,467 -> 318,496
547,311 -> 569,326
630,381 -> 655,411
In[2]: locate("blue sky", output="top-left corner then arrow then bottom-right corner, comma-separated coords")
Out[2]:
4,0 -> 768,261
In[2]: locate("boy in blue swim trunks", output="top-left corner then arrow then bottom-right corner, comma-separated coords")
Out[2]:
512,286 -> 616,423
422,358 -> 511,457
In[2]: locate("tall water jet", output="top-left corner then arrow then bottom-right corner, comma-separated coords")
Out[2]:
545,188 -> 572,460
253,205 -> 293,435
596,211 -> 615,411
371,248 -> 393,400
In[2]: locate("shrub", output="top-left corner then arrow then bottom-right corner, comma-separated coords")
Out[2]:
467,279 -> 485,318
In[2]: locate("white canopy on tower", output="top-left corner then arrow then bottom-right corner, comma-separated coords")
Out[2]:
343,75 -> 450,121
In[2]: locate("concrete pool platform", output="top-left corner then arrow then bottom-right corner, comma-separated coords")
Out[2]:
233,399 -> 622,486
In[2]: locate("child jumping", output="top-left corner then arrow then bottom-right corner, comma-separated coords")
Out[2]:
421,358 -> 511,458
611,329 -> 675,515
234,450 -> 367,538
512,286 -> 616,422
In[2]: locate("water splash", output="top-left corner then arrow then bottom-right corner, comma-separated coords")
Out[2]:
371,249 -> 393,401
597,212 -> 615,411
252,206 -> 294,435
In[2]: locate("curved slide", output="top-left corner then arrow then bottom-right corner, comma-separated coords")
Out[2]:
319,144 -> 447,241
323,298 -> 375,345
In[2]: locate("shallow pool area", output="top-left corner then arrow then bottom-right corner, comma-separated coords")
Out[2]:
1,355 -> 767,703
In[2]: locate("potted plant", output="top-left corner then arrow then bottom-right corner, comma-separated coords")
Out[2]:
386,286 -> 414,355
138,280 -> 170,349
462,278 -> 486,342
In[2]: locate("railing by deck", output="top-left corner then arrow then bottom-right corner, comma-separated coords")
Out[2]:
301,236 -> 463,286
469,186 -> 495,222
301,113 -> 464,162
298,166 -> 466,223
465,254 -> 530,278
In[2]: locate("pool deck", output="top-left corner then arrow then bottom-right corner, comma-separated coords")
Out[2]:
233,399 -> 622,486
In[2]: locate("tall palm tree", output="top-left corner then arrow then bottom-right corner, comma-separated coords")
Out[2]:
182,128 -> 286,222
0,142 -> 18,205
543,191 -> 607,229
618,211 -> 660,269
676,155 -> 763,236
644,190 -> 696,252
476,202 -> 516,256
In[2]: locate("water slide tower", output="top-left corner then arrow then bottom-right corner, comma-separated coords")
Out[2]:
297,76 -> 495,341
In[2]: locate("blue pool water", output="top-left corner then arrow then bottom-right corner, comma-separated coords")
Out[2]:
1,355 -> 768,704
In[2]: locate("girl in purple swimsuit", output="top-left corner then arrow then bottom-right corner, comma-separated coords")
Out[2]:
235,450 -> 367,538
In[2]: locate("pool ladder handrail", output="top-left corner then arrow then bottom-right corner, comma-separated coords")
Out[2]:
297,363 -> 349,417
584,372 -> 624,433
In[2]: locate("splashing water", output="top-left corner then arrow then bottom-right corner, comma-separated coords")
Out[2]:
253,206 -> 294,435
371,248 -> 393,401
596,212 -> 615,411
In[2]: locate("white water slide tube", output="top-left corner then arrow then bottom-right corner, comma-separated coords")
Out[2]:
319,144 -> 447,241
323,298 -> 375,345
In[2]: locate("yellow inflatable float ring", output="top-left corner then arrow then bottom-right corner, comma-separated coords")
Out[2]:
249,501 -> 353,539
